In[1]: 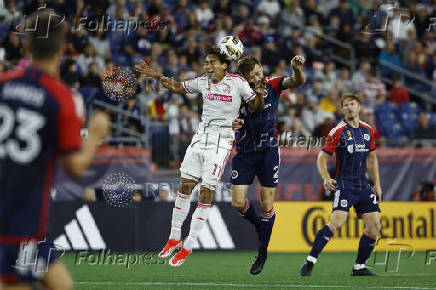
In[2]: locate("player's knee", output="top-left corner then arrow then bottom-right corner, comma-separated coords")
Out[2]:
260,200 -> 273,212
367,220 -> 381,236
198,186 -> 214,204
231,197 -> 245,210
180,178 -> 198,195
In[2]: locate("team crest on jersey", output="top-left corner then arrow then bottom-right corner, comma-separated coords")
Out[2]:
221,83 -> 231,94
364,134 -> 370,141
341,199 -> 348,207
231,170 -> 238,179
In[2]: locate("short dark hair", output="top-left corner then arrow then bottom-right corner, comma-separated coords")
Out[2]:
237,56 -> 261,79
203,45 -> 230,66
26,9 -> 66,60
340,93 -> 360,107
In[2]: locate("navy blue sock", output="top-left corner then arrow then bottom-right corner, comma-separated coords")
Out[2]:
239,200 -> 260,238
259,207 -> 276,250
356,232 -> 376,265
309,225 -> 335,259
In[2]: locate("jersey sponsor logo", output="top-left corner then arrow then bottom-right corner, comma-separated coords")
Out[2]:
264,103 -> 271,109
192,205 -> 235,250
355,144 -> 369,152
204,93 -> 232,102
231,170 -> 238,179
347,145 -> 354,154
54,205 -> 106,250
364,134 -> 370,141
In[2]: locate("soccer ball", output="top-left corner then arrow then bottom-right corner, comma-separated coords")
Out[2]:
218,36 -> 244,61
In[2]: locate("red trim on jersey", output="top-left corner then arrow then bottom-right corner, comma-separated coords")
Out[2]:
226,73 -> 247,82
359,121 -> 376,151
39,75 -> 82,152
0,273 -> 19,283
217,149 -> 232,180
267,76 -> 284,96
0,68 -> 25,83
274,104 -> 279,143
322,122 -> 348,155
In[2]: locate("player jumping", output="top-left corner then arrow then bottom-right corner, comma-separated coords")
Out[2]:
0,9 -> 110,290
135,46 -> 264,267
231,55 -> 306,275
300,93 -> 382,276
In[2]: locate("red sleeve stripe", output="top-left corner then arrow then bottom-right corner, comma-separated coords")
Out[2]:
182,81 -> 193,94
328,121 -> 347,136
226,73 -> 247,82
359,120 -> 374,131
0,68 -> 25,83
245,93 -> 256,103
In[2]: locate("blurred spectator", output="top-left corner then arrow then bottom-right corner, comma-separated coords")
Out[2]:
352,60 -> 371,92
257,0 -> 280,20
301,97 -> 324,134
379,40 -> 402,77
261,36 -> 280,71
124,25 -> 154,63
77,43 -> 105,75
238,18 -> 262,47
410,181 -> 435,201
0,0 -> 21,26
359,70 -> 386,110
319,87 -> 339,120
195,0 -> 214,29
353,31 -> 380,61
313,117 -> 335,138
338,67 -> 353,93
279,1 -> 305,38
306,77 -> 326,101
413,113 -> 436,144
389,77 -> 409,105
2,31 -> 22,64
89,28 -> 110,60
179,34 -> 202,66
81,62 -> 102,88
213,0 -> 232,16
404,49 -> 427,91
328,0 -> 355,27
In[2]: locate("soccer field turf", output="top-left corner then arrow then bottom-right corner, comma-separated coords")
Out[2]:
64,251 -> 436,289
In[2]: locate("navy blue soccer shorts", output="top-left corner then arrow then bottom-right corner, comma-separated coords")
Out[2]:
332,187 -> 381,218
231,146 -> 280,188
0,239 -> 61,284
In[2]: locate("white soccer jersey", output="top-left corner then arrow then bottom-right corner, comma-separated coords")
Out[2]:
182,73 -> 255,149
179,73 -> 256,189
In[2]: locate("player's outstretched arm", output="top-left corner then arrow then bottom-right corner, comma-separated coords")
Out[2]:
134,62 -> 187,94
282,55 -> 306,89
317,151 -> 337,191
367,151 -> 382,201
62,111 -> 110,178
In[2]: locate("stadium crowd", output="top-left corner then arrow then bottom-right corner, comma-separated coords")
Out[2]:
0,0 -> 435,161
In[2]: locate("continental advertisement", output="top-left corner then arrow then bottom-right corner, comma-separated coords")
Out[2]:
269,202 -> 436,252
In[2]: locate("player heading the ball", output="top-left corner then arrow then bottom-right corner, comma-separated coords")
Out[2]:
135,45 -> 264,267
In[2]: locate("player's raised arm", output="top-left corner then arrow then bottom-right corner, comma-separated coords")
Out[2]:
134,61 -> 187,94
282,55 -> 306,89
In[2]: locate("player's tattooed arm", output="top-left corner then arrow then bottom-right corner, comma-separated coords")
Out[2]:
248,78 -> 265,112
282,55 -> 306,89
317,151 -> 337,191
134,61 -> 187,94
367,151 -> 382,201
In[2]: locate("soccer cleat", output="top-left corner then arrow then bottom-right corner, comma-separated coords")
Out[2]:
169,247 -> 191,267
351,267 -> 376,276
300,259 -> 314,276
158,238 -> 182,259
250,248 -> 267,275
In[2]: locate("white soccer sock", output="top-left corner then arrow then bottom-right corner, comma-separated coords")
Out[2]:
168,193 -> 191,240
183,203 -> 211,251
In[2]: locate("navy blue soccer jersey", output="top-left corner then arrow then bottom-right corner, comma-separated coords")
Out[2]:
0,68 -> 82,245
235,77 -> 284,152
322,120 -> 376,191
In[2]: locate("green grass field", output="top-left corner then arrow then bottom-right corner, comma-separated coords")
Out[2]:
64,251 -> 436,289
